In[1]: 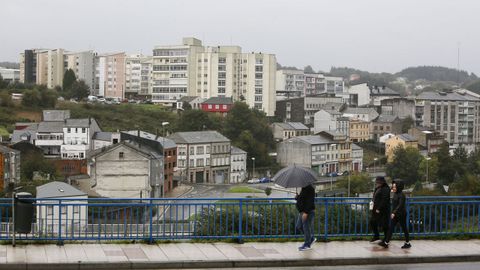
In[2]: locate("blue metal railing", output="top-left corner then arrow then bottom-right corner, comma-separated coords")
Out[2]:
2,196 -> 480,243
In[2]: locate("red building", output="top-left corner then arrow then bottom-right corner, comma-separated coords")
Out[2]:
201,97 -> 233,116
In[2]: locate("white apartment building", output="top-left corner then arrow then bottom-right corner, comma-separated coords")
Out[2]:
276,69 -> 305,98
0,67 -> 20,83
65,51 -> 96,90
125,54 -> 147,98
415,90 -> 480,149
305,73 -> 326,96
230,146 -> 247,183
94,52 -> 126,99
62,118 -> 101,159
140,58 -> 153,97
152,38 -> 277,116
34,48 -> 66,88
152,38 -> 204,104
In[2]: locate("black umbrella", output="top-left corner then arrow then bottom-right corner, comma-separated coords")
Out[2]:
273,165 -> 319,188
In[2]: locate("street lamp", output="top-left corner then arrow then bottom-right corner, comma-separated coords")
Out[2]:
426,157 -> 431,184
373,157 -> 378,192
161,122 -> 169,195
251,157 -> 256,179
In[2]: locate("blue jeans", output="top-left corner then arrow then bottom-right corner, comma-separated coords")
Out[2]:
296,211 -> 315,246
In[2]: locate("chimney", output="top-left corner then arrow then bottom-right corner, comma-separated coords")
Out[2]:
137,129 -> 140,137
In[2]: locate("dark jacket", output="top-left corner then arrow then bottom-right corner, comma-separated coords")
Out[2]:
296,185 -> 315,213
391,180 -> 406,218
373,183 -> 390,215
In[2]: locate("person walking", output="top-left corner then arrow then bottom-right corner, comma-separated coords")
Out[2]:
295,184 -> 316,251
370,176 -> 390,247
384,179 -> 411,249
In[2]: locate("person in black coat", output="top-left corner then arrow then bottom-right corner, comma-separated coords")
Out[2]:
295,184 -> 316,251
370,176 -> 390,246
384,179 -> 411,249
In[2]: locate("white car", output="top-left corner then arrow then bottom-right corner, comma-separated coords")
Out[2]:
247,178 -> 260,184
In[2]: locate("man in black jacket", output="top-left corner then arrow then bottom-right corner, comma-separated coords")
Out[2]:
384,179 -> 411,248
295,184 -> 316,251
370,176 -> 390,246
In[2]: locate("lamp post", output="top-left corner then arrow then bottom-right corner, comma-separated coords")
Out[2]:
426,157 -> 431,184
373,157 -> 378,192
161,122 -> 169,196
251,157 -> 256,179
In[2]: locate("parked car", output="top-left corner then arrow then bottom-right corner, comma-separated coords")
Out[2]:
342,171 -> 350,176
247,178 -> 260,184
259,177 -> 271,183
327,172 -> 338,177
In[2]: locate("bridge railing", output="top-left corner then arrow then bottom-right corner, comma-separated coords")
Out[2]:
1,196 -> 480,243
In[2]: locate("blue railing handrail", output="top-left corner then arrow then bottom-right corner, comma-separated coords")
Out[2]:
3,195 -> 480,244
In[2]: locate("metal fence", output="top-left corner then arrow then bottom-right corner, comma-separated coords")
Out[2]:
1,196 -> 480,243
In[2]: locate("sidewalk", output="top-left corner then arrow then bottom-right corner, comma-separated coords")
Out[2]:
2,240 -> 480,269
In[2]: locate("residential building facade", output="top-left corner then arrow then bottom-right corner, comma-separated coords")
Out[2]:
276,69 -> 305,98
349,119 -> 370,142
88,141 -> 163,198
385,134 -> 418,162
65,50 -> 96,90
230,146 -> 247,183
415,90 -> 480,149
169,131 -> 231,184
201,96 -> 233,116
370,114 -> 403,141
94,52 -> 126,99
0,145 -> 20,191
271,122 -> 310,141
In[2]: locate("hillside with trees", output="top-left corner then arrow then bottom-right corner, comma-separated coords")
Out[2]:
396,66 -> 477,83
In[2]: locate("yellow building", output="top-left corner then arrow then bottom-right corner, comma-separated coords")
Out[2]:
349,119 -> 370,142
385,133 -> 418,162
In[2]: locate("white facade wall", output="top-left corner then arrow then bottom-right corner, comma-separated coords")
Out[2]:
313,110 -> 340,134
0,68 -> 20,83
91,145 -> 153,198
62,126 -> 90,159
65,51 -> 96,90
348,83 -> 371,106
230,152 -> 247,183
276,69 -> 305,97
125,54 -> 144,96
36,196 -> 88,235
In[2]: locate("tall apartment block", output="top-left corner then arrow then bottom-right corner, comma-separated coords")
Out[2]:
94,53 -> 126,99
152,37 -> 276,116
65,51 -> 96,90
415,89 -> 480,150
125,54 -> 151,98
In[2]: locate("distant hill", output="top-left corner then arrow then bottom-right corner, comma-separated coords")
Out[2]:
0,62 -> 20,69
395,66 -> 477,83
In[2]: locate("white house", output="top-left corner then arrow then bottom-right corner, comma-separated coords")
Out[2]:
88,141 -> 163,198
36,181 -> 88,236
230,146 -> 247,183
62,118 -> 101,159
351,144 -> 363,172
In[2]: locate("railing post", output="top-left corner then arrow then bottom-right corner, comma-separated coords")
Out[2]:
238,199 -> 243,244
324,199 -> 329,241
57,199 -> 64,246
148,199 -> 154,244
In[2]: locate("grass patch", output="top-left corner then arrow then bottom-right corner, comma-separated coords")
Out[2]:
227,186 -> 263,193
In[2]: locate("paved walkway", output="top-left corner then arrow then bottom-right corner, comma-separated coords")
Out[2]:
1,240 -> 480,269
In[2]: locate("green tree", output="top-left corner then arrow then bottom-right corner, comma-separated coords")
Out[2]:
0,91 -> 14,107
386,146 -> 422,185
434,142 -> 455,185
449,174 -> 480,196
70,80 -> 90,100
418,156 -> 439,183
0,74 -> 8,89
336,172 -> 372,195
264,187 -> 272,197
40,88 -> 58,108
21,89 -> 41,107
304,65 -> 315,73
21,152 -> 57,180
176,109 -> 215,131
467,148 -> 480,176
62,69 -> 76,91
401,116 -> 414,133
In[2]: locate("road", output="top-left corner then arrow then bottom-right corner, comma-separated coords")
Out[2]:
171,262 -> 480,270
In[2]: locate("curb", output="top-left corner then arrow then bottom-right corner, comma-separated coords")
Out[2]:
2,255 -> 480,270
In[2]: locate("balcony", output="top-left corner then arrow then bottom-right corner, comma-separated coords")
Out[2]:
36,139 -> 63,146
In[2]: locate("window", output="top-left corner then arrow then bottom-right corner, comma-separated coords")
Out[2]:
119,152 -> 124,158
82,128 -> 86,133
197,146 -> 204,155
80,153 -> 84,159
189,159 -> 194,167
67,128 -> 71,133
206,158 -> 210,166
206,146 -> 210,154
197,158 -> 204,167
190,147 -> 194,155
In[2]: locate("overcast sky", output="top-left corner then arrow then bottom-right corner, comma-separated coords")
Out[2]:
2,0 -> 479,74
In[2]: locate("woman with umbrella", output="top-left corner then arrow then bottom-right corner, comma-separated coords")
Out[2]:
273,165 -> 318,251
